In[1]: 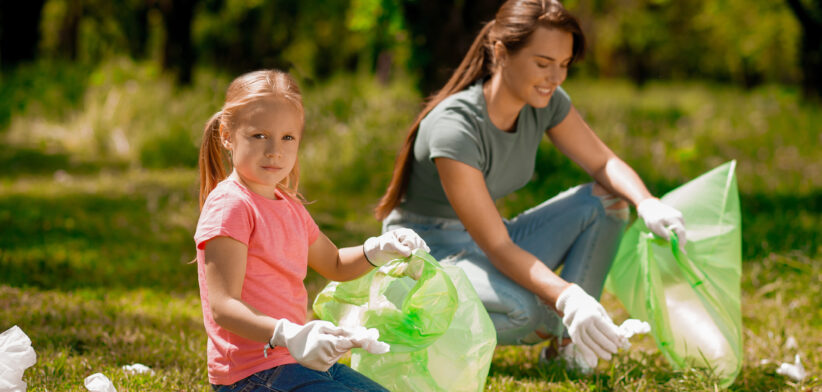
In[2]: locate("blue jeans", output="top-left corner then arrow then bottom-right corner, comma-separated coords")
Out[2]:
383,183 -> 627,345
212,363 -> 388,392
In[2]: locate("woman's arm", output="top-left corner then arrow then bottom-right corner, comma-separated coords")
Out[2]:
546,106 -> 653,207
435,157 -> 570,307
204,236 -> 278,343
307,233 -> 373,282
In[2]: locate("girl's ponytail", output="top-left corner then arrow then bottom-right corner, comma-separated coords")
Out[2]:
374,20 -> 496,220
199,110 -> 228,209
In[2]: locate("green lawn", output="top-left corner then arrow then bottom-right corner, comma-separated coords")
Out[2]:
1,63 -> 819,390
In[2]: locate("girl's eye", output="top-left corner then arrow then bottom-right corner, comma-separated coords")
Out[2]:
253,133 -> 267,139
282,135 -> 295,141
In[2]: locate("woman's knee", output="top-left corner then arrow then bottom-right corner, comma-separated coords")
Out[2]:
591,183 -> 630,222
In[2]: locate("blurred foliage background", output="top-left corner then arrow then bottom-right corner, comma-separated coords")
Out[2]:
1,0 -> 821,389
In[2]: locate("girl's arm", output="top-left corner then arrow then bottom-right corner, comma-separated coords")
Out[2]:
435,157 -> 570,306
307,233 -> 374,282
545,106 -> 653,206
203,236 -> 277,343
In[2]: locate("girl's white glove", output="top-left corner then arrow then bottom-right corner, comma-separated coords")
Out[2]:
555,284 -> 622,369
363,228 -> 430,267
269,319 -> 352,372
637,198 -> 687,250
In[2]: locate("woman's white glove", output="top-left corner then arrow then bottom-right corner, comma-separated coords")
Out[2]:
555,284 -> 622,369
269,319 -> 351,372
363,228 -> 430,267
637,198 -> 687,249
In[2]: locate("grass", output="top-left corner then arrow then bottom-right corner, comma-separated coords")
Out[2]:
1,60 -> 820,390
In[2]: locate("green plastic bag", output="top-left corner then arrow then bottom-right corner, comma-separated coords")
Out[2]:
313,250 -> 497,391
606,161 -> 742,387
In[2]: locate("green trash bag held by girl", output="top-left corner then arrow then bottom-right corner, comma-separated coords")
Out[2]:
313,250 -> 497,392
606,161 -> 743,387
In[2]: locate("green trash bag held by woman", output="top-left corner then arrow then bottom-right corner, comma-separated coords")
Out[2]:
606,161 -> 743,387
313,250 -> 497,392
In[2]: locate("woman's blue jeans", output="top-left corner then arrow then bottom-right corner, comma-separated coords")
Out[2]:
212,363 -> 388,392
383,183 -> 627,345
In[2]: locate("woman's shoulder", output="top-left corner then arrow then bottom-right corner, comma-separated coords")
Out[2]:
428,81 -> 485,122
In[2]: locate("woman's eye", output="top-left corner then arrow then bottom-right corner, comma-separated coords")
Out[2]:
537,63 -> 549,69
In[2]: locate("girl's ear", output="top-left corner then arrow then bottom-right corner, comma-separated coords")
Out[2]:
219,123 -> 232,150
493,41 -> 508,69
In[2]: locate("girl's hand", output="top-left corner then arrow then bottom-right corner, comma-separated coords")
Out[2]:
268,319 -> 352,371
363,228 -> 430,267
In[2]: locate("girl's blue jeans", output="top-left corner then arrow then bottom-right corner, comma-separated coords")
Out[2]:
383,183 -> 627,345
212,363 -> 388,392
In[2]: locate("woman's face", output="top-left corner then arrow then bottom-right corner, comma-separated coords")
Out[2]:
498,26 -> 574,108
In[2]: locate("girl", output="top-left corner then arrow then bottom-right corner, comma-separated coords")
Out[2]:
195,69 -> 428,391
375,0 -> 687,371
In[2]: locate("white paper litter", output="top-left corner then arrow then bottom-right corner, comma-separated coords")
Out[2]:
561,318 -> 652,374
340,326 -> 390,354
121,363 -> 154,376
84,373 -> 117,392
776,355 -> 806,382
784,336 -> 798,350
0,326 -> 37,392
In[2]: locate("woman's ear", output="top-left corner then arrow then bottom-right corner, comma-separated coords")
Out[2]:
493,41 -> 508,68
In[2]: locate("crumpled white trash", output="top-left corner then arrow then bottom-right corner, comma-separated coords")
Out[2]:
561,318 -> 652,374
121,363 -> 154,376
776,355 -> 806,382
84,373 -> 117,392
0,325 -> 37,392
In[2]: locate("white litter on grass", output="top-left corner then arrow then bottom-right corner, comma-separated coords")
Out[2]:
616,319 -> 652,349
0,325 -> 37,392
776,355 -> 806,382
784,336 -> 798,350
121,363 -> 155,376
84,373 -> 117,392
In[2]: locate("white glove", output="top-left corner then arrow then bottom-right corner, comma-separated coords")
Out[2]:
637,198 -> 687,250
269,319 -> 352,372
555,284 -> 622,369
363,228 -> 430,267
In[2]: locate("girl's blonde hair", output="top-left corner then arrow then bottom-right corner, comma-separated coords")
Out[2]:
199,69 -> 305,209
374,0 -> 584,220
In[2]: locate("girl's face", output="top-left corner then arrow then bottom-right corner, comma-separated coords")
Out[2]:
221,98 -> 303,198
498,26 -> 574,109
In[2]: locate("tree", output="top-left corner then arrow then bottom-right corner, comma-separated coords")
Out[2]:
785,0 -> 822,98
158,0 -> 199,84
401,0 -> 503,95
0,0 -> 47,67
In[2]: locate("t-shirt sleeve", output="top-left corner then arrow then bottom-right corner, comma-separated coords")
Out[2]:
297,203 -> 320,245
424,109 -> 484,171
194,192 -> 254,249
541,86 -> 573,130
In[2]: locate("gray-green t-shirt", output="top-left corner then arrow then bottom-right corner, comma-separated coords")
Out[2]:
400,80 -> 572,219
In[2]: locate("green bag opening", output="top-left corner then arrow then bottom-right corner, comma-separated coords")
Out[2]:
313,250 -> 497,391
605,161 -> 743,387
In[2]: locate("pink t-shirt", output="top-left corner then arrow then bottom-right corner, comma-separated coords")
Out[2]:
194,174 -> 319,385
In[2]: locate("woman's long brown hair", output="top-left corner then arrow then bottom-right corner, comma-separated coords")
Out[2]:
198,69 -> 305,209
374,0 -> 585,220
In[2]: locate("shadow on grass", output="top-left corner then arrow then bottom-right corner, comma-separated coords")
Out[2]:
0,186 -> 197,292
0,146 -> 127,178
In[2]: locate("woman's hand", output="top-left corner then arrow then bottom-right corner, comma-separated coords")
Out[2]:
637,198 -> 687,250
555,284 -> 622,369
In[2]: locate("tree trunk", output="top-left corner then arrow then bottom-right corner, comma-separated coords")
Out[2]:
159,0 -> 198,85
402,0 -> 504,96
57,0 -> 82,60
785,0 -> 822,99
0,0 -> 46,67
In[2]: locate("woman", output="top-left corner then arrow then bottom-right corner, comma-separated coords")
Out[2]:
375,0 -> 687,371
